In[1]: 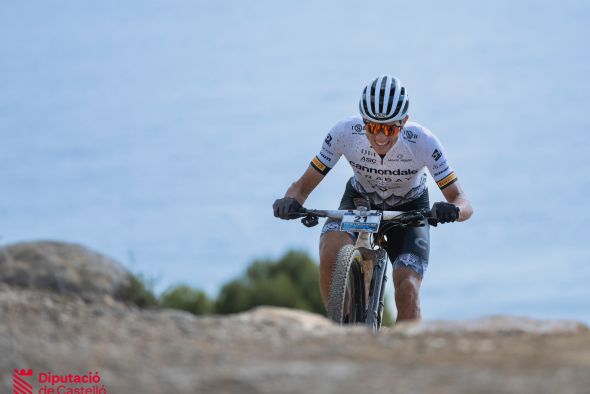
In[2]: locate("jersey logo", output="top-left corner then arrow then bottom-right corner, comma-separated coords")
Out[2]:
432,149 -> 442,161
310,156 -> 330,175
436,172 -> 457,190
319,152 -> 332,162
349,161 -> 418,176
312,156 -> 326,171
434,166 -> 450,177
352,124 -> 364,134
324,134 -> 333,146
402,129 -> 417,143
433,159 -> 447,169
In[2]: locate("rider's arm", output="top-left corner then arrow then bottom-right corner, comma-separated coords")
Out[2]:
284,166 -> 325,204
440,181 -> 473,222
282,120 -> 348,204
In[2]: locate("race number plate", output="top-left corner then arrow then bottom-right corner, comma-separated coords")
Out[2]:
340,211 -> 382,233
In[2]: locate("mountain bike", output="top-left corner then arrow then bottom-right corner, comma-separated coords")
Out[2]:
292,201 -> 438,332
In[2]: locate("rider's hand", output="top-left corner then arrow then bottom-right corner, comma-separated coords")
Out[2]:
431,202 -> 460,223
273,197 -> 304,220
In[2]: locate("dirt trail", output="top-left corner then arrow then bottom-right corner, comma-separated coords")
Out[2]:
1,286 -> 589,394
1,241 -> 588,394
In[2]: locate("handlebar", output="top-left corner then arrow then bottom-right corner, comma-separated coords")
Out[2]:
290,207 -> 439,228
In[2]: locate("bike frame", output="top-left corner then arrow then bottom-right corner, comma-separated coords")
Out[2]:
302,208 -> 426,332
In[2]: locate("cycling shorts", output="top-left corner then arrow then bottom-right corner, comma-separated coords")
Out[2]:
321,178 -> 431,278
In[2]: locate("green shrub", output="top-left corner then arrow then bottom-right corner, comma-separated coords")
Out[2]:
122,250 -> 396,324
215,250 -> 324,315
122,274 -> 159,308
160,285 -> 213,315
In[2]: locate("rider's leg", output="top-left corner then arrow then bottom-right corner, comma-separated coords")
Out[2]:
393,266 -> 422,321
318,231 -> 354,308
386,219 -> 430,322
317,178 -> 363,309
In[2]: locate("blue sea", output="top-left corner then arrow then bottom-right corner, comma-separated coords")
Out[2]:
1,0 -> 588,322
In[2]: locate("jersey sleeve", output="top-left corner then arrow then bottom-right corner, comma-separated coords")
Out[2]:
419,129 -> 458,190
309,121 -> 345,176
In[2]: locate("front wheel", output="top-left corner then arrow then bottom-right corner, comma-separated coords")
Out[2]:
327,245 -> 365,324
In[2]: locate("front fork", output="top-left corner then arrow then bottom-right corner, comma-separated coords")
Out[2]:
356,232 -> 388,332
365,249 -> 388,332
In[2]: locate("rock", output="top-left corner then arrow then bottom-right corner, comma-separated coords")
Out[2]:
0,241 -> 132,301
234,306 -> 336,331
394,315 -> 589,336
1,241 -> 589,394
0,289 -> 589,394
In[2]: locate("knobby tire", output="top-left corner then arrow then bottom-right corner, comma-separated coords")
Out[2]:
327,245 -> 365,324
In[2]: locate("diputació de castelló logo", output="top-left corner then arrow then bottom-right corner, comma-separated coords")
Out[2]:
13,369 -> 33,394
13,369 -> 107,394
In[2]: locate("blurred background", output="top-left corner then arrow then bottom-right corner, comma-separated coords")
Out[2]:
0,0 -> 588,322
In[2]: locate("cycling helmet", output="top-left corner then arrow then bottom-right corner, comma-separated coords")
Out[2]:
359,75 -> 409,124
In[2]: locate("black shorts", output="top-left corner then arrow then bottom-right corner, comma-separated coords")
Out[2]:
321,178 -> 431,278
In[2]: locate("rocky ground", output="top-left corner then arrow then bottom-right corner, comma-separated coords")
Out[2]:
1,241 -> 589,394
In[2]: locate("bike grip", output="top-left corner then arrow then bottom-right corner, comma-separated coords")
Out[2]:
287,208 -> 308,219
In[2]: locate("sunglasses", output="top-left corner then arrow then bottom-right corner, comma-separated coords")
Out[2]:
363,120 -> 403,136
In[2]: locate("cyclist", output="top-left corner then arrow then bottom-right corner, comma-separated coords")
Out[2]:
273,75 -> 473,322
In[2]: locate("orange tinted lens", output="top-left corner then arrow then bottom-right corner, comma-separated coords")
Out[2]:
383,125 -> 396,136
365,122 -> 399,136
365,123 -> 378,134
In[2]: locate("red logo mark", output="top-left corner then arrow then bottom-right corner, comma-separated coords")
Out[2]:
13,369 -> 34,394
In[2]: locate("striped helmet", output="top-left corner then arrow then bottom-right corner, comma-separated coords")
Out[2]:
359,75 -> 409,124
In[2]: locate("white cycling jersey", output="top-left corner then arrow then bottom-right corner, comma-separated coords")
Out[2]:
310,117 -> 458,208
